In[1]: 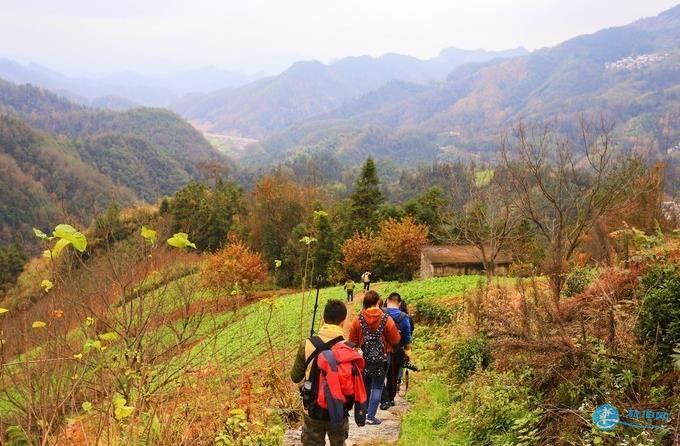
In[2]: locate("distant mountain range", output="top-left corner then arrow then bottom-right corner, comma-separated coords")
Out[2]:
236,5 -> 679,166
0,60 -> 264,107
172,47 -> 528,138
0,79 -> 223,243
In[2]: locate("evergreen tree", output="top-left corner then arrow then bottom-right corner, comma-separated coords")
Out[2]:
0,243 -> 26,292
170,180 -> 245,251
311,204 -> 337,282
405,186 -> 448,241
348,157 -> 384,235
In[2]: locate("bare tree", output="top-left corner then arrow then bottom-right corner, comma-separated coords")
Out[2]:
451,173 -> 520,278
501,117 -> 642,303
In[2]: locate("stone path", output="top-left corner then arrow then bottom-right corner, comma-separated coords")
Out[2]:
284,394 -> 409,446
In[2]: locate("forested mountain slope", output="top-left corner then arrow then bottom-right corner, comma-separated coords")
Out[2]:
0,115 -> 136,242
0,79 -> 224,244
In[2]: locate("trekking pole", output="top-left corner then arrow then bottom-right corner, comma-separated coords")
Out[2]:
309,275 -> 323,336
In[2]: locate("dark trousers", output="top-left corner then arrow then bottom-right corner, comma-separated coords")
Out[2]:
301,413 -> 349,446
363,281 -> 370,291
346,290 -> 354,302
381,349 -> 405,404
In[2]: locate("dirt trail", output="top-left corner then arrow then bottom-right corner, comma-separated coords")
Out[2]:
285,288 -> 410,445
284,395 -> 408,446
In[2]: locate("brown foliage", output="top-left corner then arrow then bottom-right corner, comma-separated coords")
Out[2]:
201,238 -> 268,296
341,217 -> 429,279
249,171 -> 315,259
374,217 -> 429,278
341,232 -> 375,276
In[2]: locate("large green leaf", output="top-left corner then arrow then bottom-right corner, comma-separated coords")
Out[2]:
53,224 -> 87,252
49,238 -> 72,260
300,236 -> 317,246
115,405 -> 135,420
140,226 -> 157,244
98,332 -> 119,342
166,232 -> 196,249
41,279 -> 54,293
113,394 -> 135,420
83,339 -> 102,353
33,228 -> 50,240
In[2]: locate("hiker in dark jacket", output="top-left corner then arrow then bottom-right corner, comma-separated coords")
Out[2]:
290,300 -> 350,446
380,292 -> 412,409
349,290 -> 400,424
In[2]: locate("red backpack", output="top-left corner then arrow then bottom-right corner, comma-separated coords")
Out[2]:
316,342 -> 368,426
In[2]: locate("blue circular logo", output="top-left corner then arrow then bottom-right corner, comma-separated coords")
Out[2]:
593,404 -> 620,431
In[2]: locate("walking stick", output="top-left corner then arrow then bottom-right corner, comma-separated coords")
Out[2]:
309,275 -> 323,336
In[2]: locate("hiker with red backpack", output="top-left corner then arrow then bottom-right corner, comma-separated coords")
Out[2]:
348,290 -> 401,425
380,292 -> 413,410
290,300 -> 368,445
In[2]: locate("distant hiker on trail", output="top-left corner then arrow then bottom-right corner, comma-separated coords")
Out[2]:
343,278 -> 355,303
380,292 -> 413,410
290,300 -> 367,446
349,290 -> 400,425
361,271 -> 372,291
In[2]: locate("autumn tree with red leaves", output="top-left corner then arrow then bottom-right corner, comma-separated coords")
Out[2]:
341,232 -> 376,277
341,217 -> 429,280
201,237 -> 268,297
375,217 -> 429,280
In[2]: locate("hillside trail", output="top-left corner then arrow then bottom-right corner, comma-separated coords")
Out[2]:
285,288 -> 410,445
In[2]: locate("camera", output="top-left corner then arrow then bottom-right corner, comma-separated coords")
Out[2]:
403,361 -> 419,372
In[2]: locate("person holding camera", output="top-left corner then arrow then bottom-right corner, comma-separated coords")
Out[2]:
380,292 -> 413,410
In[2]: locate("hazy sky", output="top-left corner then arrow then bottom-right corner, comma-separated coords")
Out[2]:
1,0 -> 677,76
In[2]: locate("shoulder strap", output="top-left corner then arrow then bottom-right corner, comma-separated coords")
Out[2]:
376,313 -> 388,335
305,336 -> 344,369
358,314 -> 371,336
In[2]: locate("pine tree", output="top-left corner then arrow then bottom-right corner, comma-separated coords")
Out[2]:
348,157 -> 384,235
312,204 -> 337,282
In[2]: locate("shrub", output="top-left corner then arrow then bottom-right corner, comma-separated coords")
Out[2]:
415,300 -> 459,325
562,266 -> 597,297
451,334 -> 492,381
636,263 -> 680,359
452,370 -> 542,446
213,409 -> 283,446
201,238 -> 268,297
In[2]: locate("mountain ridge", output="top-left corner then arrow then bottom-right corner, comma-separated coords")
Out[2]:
249,5 -> 679,166
171,46 -> 529,137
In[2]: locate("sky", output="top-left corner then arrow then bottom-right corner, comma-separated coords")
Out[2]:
1,0 -> 677,77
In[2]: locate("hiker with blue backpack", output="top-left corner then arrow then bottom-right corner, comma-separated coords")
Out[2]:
348,290 -> 401,425
380,292 -> 413,410
290,300 -> 368,445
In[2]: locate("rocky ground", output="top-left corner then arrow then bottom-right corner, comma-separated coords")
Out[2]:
284,394 -> 409,446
